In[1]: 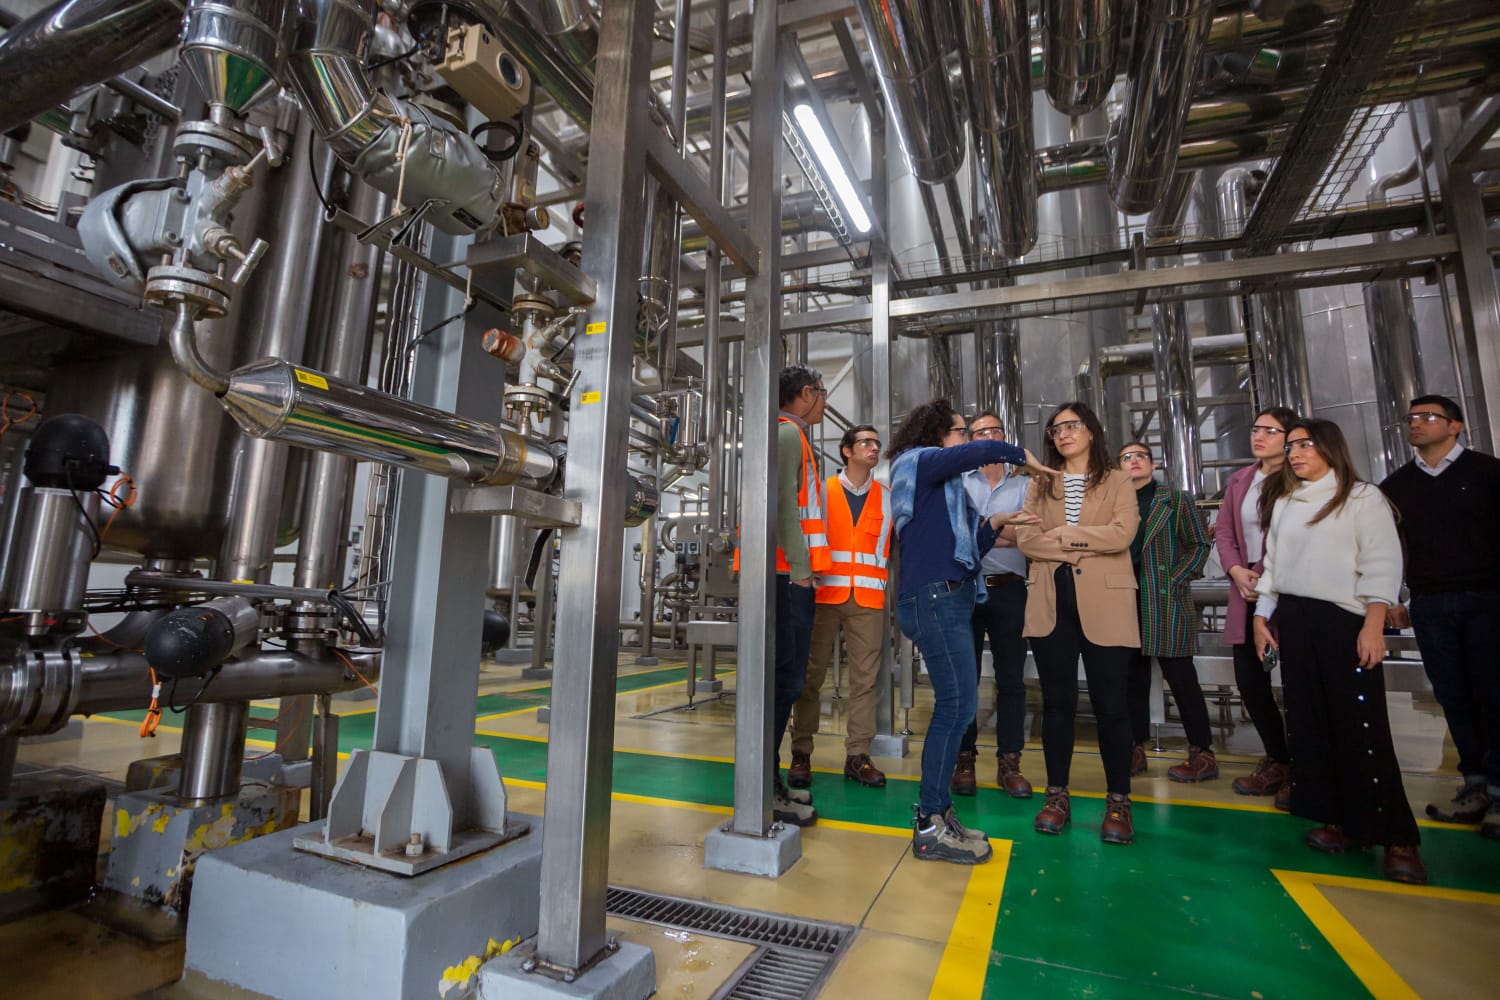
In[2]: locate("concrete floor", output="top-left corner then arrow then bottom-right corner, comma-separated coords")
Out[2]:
7,650 -> 1500,998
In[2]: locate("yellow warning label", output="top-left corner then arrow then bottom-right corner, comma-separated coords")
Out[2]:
294,369 -> 329,390
580,391 -> 602,405
585,321 -> 607,335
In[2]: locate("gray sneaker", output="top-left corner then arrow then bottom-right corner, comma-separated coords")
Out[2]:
913,808 -> 992,864
1426,783 -> 1491,824
773,783 -> 818,827
775,772 -> 813,806
1482,801 -> 1500,842
941,806 -> 988,842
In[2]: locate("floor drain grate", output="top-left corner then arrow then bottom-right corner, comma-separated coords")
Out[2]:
605,886 -> 852,999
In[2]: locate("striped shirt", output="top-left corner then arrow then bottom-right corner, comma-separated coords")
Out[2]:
1063,474 -> 1087,525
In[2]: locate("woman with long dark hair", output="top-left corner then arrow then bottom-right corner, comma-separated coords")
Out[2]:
888,400 -> 1054,864
1252,419 -> 1424,884
1017,403 -> 1142,844
1213,406 -> 1300,804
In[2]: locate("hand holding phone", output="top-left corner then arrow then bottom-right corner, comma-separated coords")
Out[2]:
1261,644 -> 1279,674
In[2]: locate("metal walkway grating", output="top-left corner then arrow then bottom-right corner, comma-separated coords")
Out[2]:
605,886 -> 852,998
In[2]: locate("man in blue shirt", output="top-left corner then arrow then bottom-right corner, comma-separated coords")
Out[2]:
954,411 -> 1034,798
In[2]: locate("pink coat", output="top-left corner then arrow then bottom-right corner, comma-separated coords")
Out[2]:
1214,463 -> 1265,645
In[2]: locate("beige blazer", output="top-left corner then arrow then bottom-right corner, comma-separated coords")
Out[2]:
1016,468 -> 1142,648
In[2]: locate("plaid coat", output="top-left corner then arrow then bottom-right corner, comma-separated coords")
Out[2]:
1137,486 -> 1212,658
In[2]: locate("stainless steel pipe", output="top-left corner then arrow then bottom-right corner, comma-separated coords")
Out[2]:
1042,0 -> 1123,115
957,0 -> 1037,259
1095,334 -> 1251,377
178,700 -> 249,801
853,0 -> 967,183
1148,171 -> 1202,495
1,488 -> 97,617
1107,0 -> 1215,213
0,0 -> 186,134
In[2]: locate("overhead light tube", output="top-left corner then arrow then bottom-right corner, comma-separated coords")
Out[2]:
792,103 -> 873,234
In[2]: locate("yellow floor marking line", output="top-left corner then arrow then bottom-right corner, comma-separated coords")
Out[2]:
930,839 -> 1012,1000
1273,869 -> 1430,1000
473,672 -> 731,724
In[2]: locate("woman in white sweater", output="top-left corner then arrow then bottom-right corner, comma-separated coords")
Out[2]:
1252,419 -> 1424,884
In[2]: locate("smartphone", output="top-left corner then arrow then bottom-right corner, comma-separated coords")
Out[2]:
1262,645 -> 1279,673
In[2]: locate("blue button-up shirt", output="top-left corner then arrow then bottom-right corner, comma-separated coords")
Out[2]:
963,466 -> 1029,577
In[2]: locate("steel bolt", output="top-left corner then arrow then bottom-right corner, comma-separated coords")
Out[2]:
563,970 -> 576,983
521,958 -> 537,973
404,833 -> 424,856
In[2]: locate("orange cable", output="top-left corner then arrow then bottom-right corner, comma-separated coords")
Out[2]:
99,471 -> 138,542
336,648 -> 379,696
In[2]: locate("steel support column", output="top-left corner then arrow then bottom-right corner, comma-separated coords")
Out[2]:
728,0 -> 782,843
1432,102 -> 1500,451
534,0 -> 655,974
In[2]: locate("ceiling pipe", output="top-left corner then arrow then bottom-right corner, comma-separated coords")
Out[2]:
956,0 -> 1038,258
1041,0 -> 1124,115
852,0 -> 968,183
1107,0 -> 1216,213
0,0 -> 186,134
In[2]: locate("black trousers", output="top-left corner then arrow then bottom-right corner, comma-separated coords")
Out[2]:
1030,565 -> 1135,795
961,576 -> 1029,756
1278,595 -> 1420,847
1231,642 -> 1290,763
1128,653 -> 1214,749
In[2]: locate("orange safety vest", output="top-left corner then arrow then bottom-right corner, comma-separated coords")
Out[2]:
815,476 -> 891,609
732,417 -> 832,575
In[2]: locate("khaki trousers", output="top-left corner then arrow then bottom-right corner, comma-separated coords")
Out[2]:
790,596 -> 884,757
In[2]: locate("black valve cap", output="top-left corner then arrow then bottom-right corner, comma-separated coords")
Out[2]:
144,607 -> 235,679
24,414 -> 116,490
481,609 -> 511,655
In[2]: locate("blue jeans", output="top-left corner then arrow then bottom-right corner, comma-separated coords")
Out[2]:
897,578 -> 979,817
774,574 -> 817,769
1409,590 -> 1500,789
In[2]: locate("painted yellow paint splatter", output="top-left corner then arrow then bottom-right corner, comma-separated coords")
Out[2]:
437,937 -> 519,997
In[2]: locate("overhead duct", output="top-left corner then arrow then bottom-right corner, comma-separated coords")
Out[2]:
1093,335 -> 1251,377
957,0 -> 1038,258
1107,0 -> 1216,213
538,0 -> 599,72
285,0 -> 504,234
0,0 -> 186,134
853,0 -> 967,183
1041,0 -> 1123,115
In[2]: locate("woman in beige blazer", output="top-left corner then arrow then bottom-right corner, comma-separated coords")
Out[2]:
1017,402 -> 1142,844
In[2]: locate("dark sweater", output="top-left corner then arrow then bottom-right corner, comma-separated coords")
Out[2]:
1130,480 -> 1157,569
1379,449 -> 1500,597
894,440 -> 1025,600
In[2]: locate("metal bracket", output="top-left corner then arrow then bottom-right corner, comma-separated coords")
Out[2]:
327,205 -> 511,311
466,233 -> 597,306
450,484 -> 582,527
1130,231 -> 1148,315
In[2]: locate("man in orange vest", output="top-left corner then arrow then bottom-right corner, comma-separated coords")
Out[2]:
767,364 -> 832,827
788,424 -> 891,790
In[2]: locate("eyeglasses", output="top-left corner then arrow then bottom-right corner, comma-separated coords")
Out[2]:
808,385 -> 827,397
1403,412 -> 1452,426
852,438 -> 881,449
1046,419 -> 1084,439
970,426 -> 1004,438
1284,438 -> 1318,453
1119,451 -> 1151,463
1249,424 -> 1286,437
947,425 -> 971,439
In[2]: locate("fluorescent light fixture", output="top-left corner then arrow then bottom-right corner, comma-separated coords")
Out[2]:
792,103 -> 872,235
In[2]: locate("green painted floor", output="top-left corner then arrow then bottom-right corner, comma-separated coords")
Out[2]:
97,662 -> 1500,998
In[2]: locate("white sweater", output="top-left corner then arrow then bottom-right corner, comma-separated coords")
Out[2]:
1254,474 -> 1402,619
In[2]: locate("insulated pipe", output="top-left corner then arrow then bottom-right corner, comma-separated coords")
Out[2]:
957,0 -> 1038,258
0,0 -> 186,134
1042,0 -> 1123,115
1094,335 -> 1251,377
853,0 -> 967,183
285,0 -> 503,234
1107,0 -> 1215,213
1148,170 -> 1202,495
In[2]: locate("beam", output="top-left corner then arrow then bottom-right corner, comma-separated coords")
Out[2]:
644,125 -> 760,275
1445,95 -> 1500,167
778,0 -> 856,32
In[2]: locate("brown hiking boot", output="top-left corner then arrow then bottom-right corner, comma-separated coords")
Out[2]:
1384,846 -> 1428,885
996,752 -> 1034,799
1274,778 -> 1293,811
1168,746 -> 1220,783
1034,786 -> 1071,834
1101,794 -> 1135,845
787,751 -> 812,788
951,749 -> 978,796
1232,757 -> 1288,797
844,754 -> 887,788
1131,742 -> 1148,776
1305,824 -> 1350,854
